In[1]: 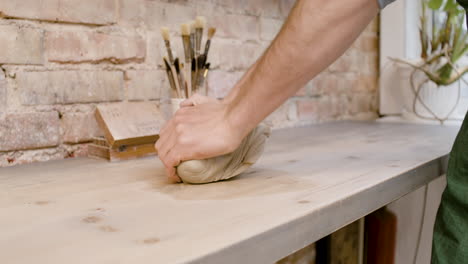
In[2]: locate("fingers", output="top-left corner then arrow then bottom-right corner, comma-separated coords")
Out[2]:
161,149 -> 183,183
156,119 -> 186,183
158,118 -> 173,139
156,129 -> 177,160
180,98 -> 195,107
181,93 -> 215,107
157,135 -> 182,183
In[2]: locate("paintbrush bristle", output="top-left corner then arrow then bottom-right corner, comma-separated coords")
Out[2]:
161,27 -> 170,41
208,27 -> 216,39
190,20 -> 196,34
181,23 -> 190,36
195,16 -> 206,29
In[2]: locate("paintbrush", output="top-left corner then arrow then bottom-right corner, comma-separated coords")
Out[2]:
203,27 -> 216,61
192,57 -> 198,93
174,58 -> 186,98
195,26 -> 211,90
190,21 -> 196,61
194,53 -> 206,91
160,27 -> 175,63
181,23 -> 192,97
161,27 -> 183,98
190,21 -> 198,91
195,16 -> 206,57
197,63 -> 210,95
193,17 -> 206,90
163,57 -> 177,96
180,62 -> 189,98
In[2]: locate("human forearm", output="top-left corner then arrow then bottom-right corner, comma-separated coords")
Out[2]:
224,0 -> 379,137
156,0 -> 380,181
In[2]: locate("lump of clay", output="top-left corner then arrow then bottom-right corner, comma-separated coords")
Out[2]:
177,123 -> 271,184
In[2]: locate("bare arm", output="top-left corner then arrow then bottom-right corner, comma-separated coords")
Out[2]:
225,0 -> 379,136
156,0 -> 379,182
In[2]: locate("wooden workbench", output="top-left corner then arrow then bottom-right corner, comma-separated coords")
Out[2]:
0,122 -> 459,264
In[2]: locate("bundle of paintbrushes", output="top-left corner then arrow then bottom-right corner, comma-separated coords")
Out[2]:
161,16 -> 216,99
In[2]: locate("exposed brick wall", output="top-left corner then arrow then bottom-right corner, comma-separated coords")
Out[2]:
0,0 -> 379,170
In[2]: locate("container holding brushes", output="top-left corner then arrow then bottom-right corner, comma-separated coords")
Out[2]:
160,16 -> 216,115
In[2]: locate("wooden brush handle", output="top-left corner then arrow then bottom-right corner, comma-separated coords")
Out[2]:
169,65 -> 182,98
203,40 -> 211,58
186,64 -> 192,98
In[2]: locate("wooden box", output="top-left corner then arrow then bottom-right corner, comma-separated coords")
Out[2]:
89,102 -> 163,161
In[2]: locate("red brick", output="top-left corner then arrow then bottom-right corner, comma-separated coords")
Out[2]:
118,0 -> 145,26
210,39 -> 264,71
356,34 -> 379,52
46,31 -> 145,63
312,74 -> 341,94
329,52 -> 354,73
295,86 -> 307,97
245,0 -> 281,18
0,112 -> 60,151
126,70 -> 166,101
259,18 -> 284,41
0,0 -> 117,25
61,112 -> 103,143
297,96 -> 348,121
209,0 -> 246,12
303,80 -> 317,96
120,0 -> 196,29
0,71 -> 6,115
351,75 -> 378,92
364,18 -> 379,33
279,0 -> 296,18
0,144 -> 88,167
147,32 -> 165,66
349,93 -> 377,114
210,0 -> 279,17
17,71 -> 124,105
265,100 -> 297,128
297,99 -> 320,121
144,2 -> 196,29
207,70 -> 243,98
0,25 -> 43,65
363,54 -> 379,75
211,14 -> 259,41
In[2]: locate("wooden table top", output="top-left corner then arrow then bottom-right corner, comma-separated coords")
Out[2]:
0,121 -> 459,264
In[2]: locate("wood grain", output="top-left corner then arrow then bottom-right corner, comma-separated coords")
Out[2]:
95,102 -> 163,147
88,143 -> 157,161
0,122 -> 459,264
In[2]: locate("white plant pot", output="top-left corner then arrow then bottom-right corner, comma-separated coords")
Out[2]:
397,63 -> 461,122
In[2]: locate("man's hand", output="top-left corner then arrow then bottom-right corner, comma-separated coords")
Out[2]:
156,0 -> 379,182
155,94 -> 245,183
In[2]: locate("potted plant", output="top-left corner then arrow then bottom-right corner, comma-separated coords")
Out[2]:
392,0 -> 468,124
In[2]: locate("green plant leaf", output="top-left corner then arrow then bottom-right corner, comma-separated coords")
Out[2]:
427,0 -> 443,10
408,0 -> 468,85
444,0 -> 461,12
